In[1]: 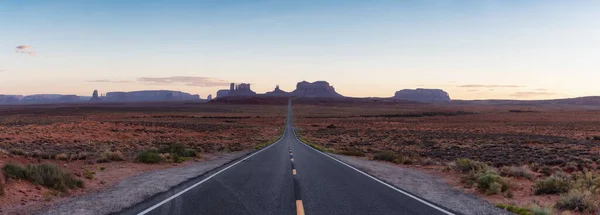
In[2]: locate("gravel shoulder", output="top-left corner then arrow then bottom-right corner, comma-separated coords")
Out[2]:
38,151 -> 249,215
329,153 -> 510,215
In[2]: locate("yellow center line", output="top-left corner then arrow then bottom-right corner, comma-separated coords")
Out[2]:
296,200 -> 305,215
292,169 -> 297,175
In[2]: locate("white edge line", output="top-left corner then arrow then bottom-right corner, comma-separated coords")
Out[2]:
292,130 -> 455,215
137,132 -> 286,215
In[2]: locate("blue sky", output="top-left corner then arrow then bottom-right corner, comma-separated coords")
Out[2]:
1,0 -> 599,99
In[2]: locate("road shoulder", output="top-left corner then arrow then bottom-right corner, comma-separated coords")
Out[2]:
328,153 -> 509,215
39,151 -> 248,215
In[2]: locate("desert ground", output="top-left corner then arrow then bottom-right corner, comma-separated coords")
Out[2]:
293,102 -> 600,215
0,102 -> 285,214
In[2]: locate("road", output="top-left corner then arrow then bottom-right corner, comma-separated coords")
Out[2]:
121,100 -> 455,215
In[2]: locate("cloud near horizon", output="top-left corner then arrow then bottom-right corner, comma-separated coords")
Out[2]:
509,91 -> 558,98
137,76 -> 230,87
87,79 -> 132,83
458,84 -> 524,88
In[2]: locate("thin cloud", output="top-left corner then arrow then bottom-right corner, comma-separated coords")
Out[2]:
15,45 -> 36,56
137,76 -> 230,87
535,88 -> 547,91
87,79 -> 132,83
458,85 -> 524,88
509,92 -> 557,98
0,69 -> 7,72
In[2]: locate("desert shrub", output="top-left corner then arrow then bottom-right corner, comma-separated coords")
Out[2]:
109,151 -> 124,161
83,169 -> 95,179
592,136 -> 600,141
137,151 -> 162,163
556,189 -> 598,213
500,165 -> 535,180
9,148 -> 26,156
531,206 -> 552,215
326,124 -> 336,129
159,143 -> 196,158
477,171 -> 509,195
495,204 -> 532,215
172,153 -> 185,163
571,171 -> 600,194
535,173 -> 571,195
25,163 -> 83,191
0,182 -> 4,196
55,153 -> 69,161
540,166 -> 553,177
454,158 -> 489,173
338,150 -> 366,157
3,163 -> 28,179
373,151 -> 396,162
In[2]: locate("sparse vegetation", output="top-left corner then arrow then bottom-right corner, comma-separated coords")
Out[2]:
373,151 -> 397,162
136,151 -> 162,163
500,165 -> 535,180
535,173 -> 571,195
531,206 -> 552,215
556,189 -> 598,213
495,203 -> 532,215
55,153 -> 69,160
454,158 -> 489,173
83,169 -> 95,179
477,171 -> 509,195
0,182 -> 4,196
2,163 -> 83,192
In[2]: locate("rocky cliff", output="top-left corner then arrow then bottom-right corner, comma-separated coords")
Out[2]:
105,90 -> 199,102
393,88 -> 450,102
291,81 -> 343,98
265,85 -> 290,97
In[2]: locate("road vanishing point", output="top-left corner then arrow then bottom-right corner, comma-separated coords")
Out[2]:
120,100 -> 456,215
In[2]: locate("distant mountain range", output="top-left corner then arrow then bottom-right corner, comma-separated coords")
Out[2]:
1,80 -> 599,106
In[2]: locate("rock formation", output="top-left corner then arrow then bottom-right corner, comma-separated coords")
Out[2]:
393,88 -> 450,102
90,90 -> 101,102
228,83 -> 256,96
265,85 -> 290,97
105,90 -> 199,102
216,90 -> 230,98
290,81 -> 343,98
207,94 -> 213,100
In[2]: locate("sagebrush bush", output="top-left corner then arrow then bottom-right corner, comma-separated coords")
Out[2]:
556,189 -> 598,213
373,151 -> 396,162
137,151 -> 162,163
25,163 -> 84,191
531,206 -> 552,215
571,171 -> 600,194
159,143 -> 197,158
454,158 -> 489,173
2,163 -> 28,179
500,165 -> 535,180
2,163 -> 83,191
534,173 -> 571,195
477,171 -> 509,195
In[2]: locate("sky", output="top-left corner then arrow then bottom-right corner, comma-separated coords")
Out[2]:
1,0 -> 599,100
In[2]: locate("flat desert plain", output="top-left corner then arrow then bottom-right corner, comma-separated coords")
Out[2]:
294,103 -> 600,214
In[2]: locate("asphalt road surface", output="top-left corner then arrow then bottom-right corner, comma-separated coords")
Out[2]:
121,100 -> 455,215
